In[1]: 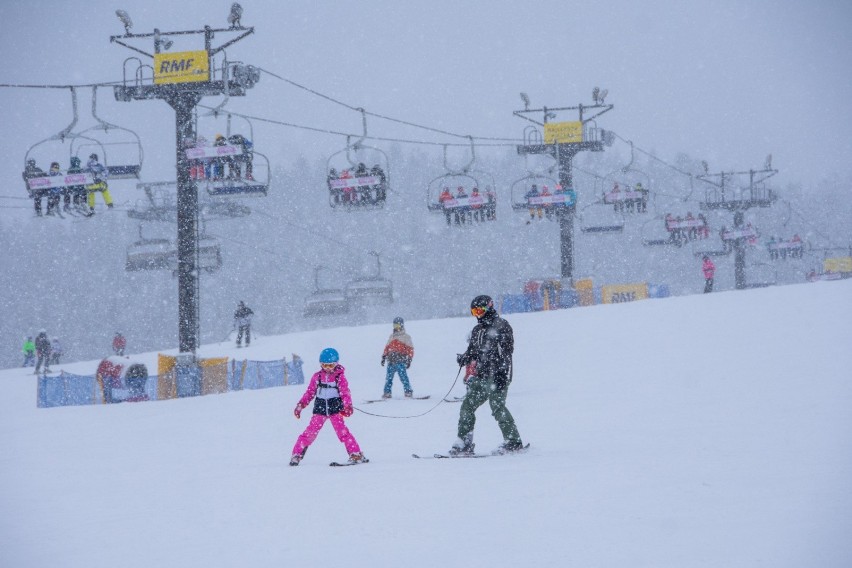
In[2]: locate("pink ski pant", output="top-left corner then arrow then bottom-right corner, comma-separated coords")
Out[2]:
292,413 -> 361,455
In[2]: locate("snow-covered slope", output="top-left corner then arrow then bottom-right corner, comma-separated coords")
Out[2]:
2,280 -> 851,568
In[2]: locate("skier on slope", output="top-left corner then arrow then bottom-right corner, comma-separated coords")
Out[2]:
450,295 -> 524,456
702,255 -> 716,293
289,348 -> 366,466
22,336 -> 35,367
112,332 -> 126,356
380,316 -> 415,399
34,329 -> 52,375
234,301 -> 254,348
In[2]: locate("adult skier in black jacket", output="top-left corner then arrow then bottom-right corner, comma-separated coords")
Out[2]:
451,295 -> 524,456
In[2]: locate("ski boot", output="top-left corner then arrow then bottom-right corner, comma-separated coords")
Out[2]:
381,392 -> 392,399
492,440 -> 525,456
404,391 -> 413,398
289,448 -> 306,466
449,435 -> 475,457
348,452 -> 368,465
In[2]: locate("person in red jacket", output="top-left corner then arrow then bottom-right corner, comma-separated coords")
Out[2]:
112,332 -> 126,356
380,317 -> 415,398
702,255 -> 716,293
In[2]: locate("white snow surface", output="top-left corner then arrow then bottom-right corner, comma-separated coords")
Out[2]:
2,281 -> 851,568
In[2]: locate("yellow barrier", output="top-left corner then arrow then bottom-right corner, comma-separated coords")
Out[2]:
601,282 -> 649,304
575,278 -> 595,307
824,257 -> 852,273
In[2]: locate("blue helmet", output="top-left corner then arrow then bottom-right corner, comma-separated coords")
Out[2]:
319,348 -> 339,364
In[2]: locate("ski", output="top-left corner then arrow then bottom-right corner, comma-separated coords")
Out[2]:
329,458 -> 370,467
362,395 -> 431,404
412,444 -> 530,460
411,453 -> 488,460
442,396 -> 465,403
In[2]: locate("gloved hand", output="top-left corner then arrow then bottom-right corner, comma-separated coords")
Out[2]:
405,359 -> 411,369
457,353 -> 469,367
341,405 -> 353,418
294,403 -> 304,419
380,356 -> 386,367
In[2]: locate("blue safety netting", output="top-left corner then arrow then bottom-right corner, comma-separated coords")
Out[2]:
37,358 -> 305,409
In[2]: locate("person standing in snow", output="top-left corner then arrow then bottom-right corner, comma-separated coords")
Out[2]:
113,332 -> 126,356
702,255 -> 716,293
289,348 -> 366,466
234,301 -> 254,348
49,337 -> 63,365
22,336 -> 35,367
380,317 -> 415,399
451,295 -> 524,456
34,330 -> 52,374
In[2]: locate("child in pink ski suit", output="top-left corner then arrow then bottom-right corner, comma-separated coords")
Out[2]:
289,348 -> 366,466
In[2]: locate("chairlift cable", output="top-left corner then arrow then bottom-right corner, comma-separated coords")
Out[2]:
256,67 -> 519,143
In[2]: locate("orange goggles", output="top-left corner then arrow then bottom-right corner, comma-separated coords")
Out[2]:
470,306 -> 487,317
320,362 -> 336,370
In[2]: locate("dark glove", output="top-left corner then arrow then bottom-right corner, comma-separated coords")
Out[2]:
405,359 -> 411,369
381,356 -> 386,367
457,353 -> 469,367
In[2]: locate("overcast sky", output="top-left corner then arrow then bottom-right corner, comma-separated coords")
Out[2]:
2,0 -> 851,191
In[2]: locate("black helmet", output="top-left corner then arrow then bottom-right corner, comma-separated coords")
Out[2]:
89,153 -> 98,160
393,316 -> 404,326
470,295 -> 494,318
26,159 -> 35,167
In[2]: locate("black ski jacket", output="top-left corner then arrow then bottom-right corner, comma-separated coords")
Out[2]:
458,310 -> 514,389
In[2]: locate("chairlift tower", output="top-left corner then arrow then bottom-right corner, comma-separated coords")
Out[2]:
110,7 -> 259,361
514,93 -> 614,279
698,160 -> 778,289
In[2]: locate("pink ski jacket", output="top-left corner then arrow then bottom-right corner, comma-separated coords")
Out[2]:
297,364 -> 354,415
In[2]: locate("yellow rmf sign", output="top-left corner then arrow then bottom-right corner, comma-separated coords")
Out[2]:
601,283 -> 649,304
154,50 -> 210,84
544,121 -> 583,144
824,256 -> 852,273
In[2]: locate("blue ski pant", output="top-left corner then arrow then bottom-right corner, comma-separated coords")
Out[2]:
384,362 -> 412,394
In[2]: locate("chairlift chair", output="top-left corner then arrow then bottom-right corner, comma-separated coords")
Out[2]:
23,87 -> 106,196
168,222 -> 223,276
579,201 -> 625,234
427,141 -> 498,224
326,110 -> 390,210
326,144 -> 390,210
606,140 -> 651,214
303,266 -> 350,317
125,225 -> 175,271
510,173 -> 576,216
192,110 -> 270,197
691,232 -> 731,257
345,251 -> 393,304
70,86 -> 144,179
127,181 -> 177,222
